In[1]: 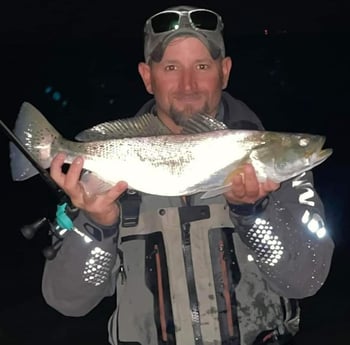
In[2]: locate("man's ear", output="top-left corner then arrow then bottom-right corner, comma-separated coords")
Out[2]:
221,57 -> 232,89
138,62 -> 153,94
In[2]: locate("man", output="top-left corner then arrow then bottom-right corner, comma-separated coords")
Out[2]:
42,5 -> 334,345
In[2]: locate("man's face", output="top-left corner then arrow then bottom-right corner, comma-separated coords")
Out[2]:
140,36 -> 231,127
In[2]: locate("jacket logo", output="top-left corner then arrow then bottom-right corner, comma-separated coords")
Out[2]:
292,173 -> 315,207
292,173 -> 327,238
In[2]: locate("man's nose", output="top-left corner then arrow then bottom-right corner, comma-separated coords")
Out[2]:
180,69 -> 197,90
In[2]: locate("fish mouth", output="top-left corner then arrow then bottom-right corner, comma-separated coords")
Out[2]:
314,148 -> 333,163
305,136 -> 332,168
316,136 -> 332,161
309,146 -> 333,169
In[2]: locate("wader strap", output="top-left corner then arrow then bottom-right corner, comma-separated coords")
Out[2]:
119,190 -> 142,228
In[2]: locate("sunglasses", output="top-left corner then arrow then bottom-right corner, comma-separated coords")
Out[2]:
147,9 -> 223,34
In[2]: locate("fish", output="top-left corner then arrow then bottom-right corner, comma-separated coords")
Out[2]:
8,102 -> 333,199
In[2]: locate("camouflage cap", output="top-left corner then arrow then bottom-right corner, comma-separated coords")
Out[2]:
143,5 -> 225,63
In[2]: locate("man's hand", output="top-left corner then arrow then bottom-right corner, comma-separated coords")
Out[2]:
50,153 -> 128,226
224,164 -> 280,205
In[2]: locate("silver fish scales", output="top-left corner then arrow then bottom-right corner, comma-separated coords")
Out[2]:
9,102 -> 333,199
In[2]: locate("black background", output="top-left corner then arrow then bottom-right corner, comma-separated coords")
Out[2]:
0,1 -> 349,344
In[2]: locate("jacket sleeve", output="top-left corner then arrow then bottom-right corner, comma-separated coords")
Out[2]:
229,171 -> 334,299
42,211 -> 119,316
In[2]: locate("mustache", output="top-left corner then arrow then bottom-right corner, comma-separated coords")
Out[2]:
173,92 -> 202,100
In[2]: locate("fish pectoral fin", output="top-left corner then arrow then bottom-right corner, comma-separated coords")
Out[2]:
79,171 -> 114,196
200,183 -> 233,200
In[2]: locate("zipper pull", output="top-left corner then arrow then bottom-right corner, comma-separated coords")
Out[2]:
116,248 -> 127,284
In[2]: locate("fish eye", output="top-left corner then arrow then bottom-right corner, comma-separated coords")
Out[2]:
299,138 -> 310,147
276,161 -> 288,170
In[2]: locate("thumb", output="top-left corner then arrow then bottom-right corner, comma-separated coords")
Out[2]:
108,181 -> 129,201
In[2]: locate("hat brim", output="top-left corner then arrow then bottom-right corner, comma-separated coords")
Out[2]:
148,28 -> 223,62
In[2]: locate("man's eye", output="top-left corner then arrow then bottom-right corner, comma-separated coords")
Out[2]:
165,65 -> 177,71
197,64 -> 208,70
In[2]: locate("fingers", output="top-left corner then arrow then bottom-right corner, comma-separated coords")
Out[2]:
50,152 -> 67,186
107,181 -> 129,200
64,156 -> 84,198
230,173 -> 246,198
49,153 -> 128,225
225,164 -> 280,204
81,181 -> 129,225
241,164 -> 260,199
261,179 -> 280,194
229,164 -> 259,200
83,181 -> 129,206
50,153 -> 85,199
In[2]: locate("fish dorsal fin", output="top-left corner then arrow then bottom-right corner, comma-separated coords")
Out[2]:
75,113 -> 170,141
75,112 -> 227,141
181,113 -> 228,134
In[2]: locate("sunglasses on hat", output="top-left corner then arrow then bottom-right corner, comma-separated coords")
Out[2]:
145,9 -> 224,34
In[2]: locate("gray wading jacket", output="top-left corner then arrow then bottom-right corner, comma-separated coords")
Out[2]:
42,92 -> 334,345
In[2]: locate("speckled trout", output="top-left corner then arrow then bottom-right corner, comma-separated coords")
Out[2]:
9,102 -> 332,199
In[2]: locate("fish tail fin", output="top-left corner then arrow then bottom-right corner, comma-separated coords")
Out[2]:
9,102 -> 61,181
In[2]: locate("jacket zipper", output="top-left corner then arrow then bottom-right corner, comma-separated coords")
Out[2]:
154,244 -> 168,342
116,248 -> 127,284
181,195 -> 203,344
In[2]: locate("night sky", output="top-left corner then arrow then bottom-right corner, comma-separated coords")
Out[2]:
1,1 -> 349,344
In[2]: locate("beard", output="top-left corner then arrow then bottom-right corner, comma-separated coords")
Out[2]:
168,102 -> 211,127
